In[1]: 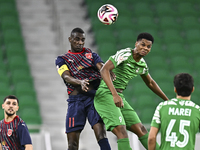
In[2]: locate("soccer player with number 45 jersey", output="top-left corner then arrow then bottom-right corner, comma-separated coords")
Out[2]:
148,73 -> 200,150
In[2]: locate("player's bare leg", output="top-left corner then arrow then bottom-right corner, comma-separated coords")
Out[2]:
129,123 -> 159,150
93,122 -> 111,150
67,131 -> 80,150
112,125 -> 132,150
129,122 -> 148,137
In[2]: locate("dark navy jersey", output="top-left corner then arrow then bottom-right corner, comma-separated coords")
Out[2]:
55,47 -> 103,95
0,116 -> 32,150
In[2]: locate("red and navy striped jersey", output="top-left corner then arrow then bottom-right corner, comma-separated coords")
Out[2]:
0,116 -> 32,150
55,47 -> 103,95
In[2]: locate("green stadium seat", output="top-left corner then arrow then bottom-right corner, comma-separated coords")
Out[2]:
94,29 -> 116,45
181,16 -> 200,30
0,16 -> 20,31
132,2 -> 154,17
185,29 -> 200,43
146,55 -> 168,70
154,2 -> 177,17
3,29 -> 24,45
150,69 -> 172,83
157,81 -> 175,99
0,0 -> 16,4
14,82 -> 36,98
177,2 -> 198,17
20,107 -> 42,132
132,82 -> 153,97
0,70 -> 10,86
5,42 -> 26,58
117,29 -> 135,46
114,2 -> 132,18
0,8 -> 18,19
158,16 -> 180,31
19,98 -> 39,110
169,56 -> 193,74
0,82 -> 12,97
119,42 -> 134,49
166,43 -> 188,57
11,69 -> 33,85
113,16 -> 133,31
136,16 -> 158,31
98,42 -> 117,62
0,109 -> 4,120
139,107 -> 155,124
162,29 -> 184,44
149,43 -> 166,57
135,95 -> 158,109
7,56 -> 30,72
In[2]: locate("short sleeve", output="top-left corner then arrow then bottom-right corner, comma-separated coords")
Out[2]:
17,122 -> 32,146
109,48 -> 132,67
151,102 -> 163,129
55,56 -> 65,67
92,52 -> 104,66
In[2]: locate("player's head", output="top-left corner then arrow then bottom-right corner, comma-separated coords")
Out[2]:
69,27 -> 85,52
134,32 -> 154,57
137,32 -> 154,44
173,73 -> 194,97
2,95 -> 19,117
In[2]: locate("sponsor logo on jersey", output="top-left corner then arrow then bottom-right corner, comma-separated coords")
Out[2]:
85,53 -> 92,59
7,129 -> 12,136
69,59 -> 74,63
2,141 -> 6,145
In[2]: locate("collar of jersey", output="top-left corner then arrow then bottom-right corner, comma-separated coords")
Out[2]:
68,47 -> 85,54
4,115 -> 19,124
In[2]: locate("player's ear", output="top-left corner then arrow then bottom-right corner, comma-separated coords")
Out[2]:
192,87 -> 195,93
135,41 -> 138,47
68,37 -> 71,43
2,104 -> 4,109
174,87 -> 177,93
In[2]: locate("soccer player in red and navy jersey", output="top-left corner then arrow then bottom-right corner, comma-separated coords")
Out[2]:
0,95 -> 32,150
55,28 -> 112,150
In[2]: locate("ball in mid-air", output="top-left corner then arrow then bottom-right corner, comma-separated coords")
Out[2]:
97,4 -> 118,25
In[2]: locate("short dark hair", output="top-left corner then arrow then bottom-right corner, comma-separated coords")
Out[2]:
4,95 -> 19,104
71,27 -> 84,36
137,32 -> 154,44
173,73 -> 194,97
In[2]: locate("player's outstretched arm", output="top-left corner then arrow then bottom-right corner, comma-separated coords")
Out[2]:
0,143 -> 2,150
100,60 -> 123,108
141,74 -> 168,101
25,144 -> 33,150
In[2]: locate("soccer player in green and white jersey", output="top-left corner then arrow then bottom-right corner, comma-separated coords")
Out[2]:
94,32 -> 168,150
148,73 -> 200,150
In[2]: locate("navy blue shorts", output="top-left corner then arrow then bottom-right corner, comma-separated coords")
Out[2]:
65,90 -> 102,133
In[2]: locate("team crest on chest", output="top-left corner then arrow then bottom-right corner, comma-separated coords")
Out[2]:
7,129 -> 12,136
85,53 -> 92,59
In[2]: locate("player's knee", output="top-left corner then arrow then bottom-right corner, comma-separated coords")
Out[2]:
112,125 -> 128,139
68,141 -> 79,150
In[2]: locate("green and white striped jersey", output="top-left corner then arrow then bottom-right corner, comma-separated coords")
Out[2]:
99,48 -> 148,90
151,98 -> 200,150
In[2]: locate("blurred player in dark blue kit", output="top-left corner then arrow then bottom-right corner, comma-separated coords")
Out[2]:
55,27 -> 112,150
0,95 -> 33,150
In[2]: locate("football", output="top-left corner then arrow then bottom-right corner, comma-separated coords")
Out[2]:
97,4 -> 118,25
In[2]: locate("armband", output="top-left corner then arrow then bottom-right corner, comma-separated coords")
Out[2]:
57,64 -> 69,76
